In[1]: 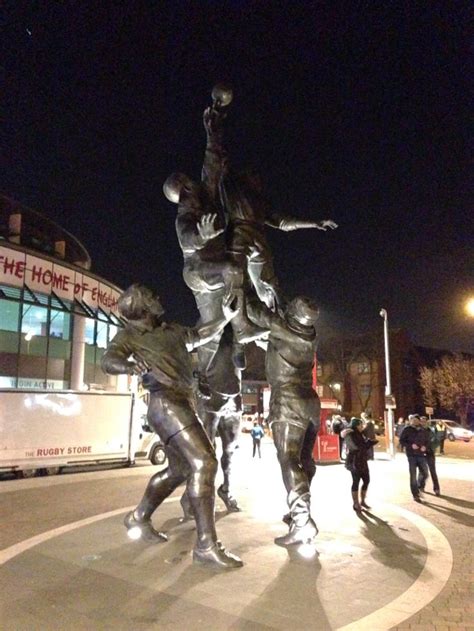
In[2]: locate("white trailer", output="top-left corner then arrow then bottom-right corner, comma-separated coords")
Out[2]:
0,389 -> 166,478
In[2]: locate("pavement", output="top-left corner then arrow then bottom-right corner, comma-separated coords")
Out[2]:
1,437 -> 473,631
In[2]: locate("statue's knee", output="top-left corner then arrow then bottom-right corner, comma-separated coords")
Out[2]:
195,452 -> 218,480
276,451 -> 292,467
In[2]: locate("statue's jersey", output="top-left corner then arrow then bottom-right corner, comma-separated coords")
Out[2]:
107,322 -> 197,394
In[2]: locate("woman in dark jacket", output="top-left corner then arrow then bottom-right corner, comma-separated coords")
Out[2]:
343,417 -> 378,512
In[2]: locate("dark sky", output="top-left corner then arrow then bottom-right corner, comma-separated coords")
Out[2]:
2,2 -> 472,352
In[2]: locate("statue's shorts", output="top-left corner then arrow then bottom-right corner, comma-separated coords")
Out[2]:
146,389 -> 201,445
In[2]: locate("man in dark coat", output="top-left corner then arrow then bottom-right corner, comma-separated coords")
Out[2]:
399,414 -> 430,503
418,417 -> 441,496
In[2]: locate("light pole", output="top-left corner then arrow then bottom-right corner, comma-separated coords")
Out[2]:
379,309 -> 396,458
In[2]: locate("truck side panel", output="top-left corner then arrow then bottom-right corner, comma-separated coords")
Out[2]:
0,390 -> 133,472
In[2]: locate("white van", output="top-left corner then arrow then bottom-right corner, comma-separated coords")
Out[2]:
0,390 -> 167,478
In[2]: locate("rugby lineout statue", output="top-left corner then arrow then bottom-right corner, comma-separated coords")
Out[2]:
101,285 -> 243,569
164,84 -> 262,515
103,84 -> 339,564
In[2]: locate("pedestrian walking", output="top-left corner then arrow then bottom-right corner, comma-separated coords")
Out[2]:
342,418 -> 378,512
399,414 -> 430,503
419,417 -> 441,496
251,421 -> 265,458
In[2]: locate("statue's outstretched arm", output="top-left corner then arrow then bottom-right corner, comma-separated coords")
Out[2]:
266,213 -> 338,232
201,106 -> 227,201
246,298 -> 274,331
186,293 -> 238,351
101,335 -> 148,375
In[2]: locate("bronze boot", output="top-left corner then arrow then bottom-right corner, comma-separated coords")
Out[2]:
123,510 -> 168,543
189,495 -> 243,569
217,484 -> 241,513
274,492 -> 318,546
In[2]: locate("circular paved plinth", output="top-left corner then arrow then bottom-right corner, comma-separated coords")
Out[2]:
0,466 -> 452,631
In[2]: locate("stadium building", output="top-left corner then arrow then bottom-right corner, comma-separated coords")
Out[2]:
0,195 -> 125,391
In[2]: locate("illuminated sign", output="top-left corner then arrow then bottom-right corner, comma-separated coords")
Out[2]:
0,245 -> 120,314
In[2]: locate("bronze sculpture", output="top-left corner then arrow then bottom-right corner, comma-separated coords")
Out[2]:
163,87 -> 261,515
163,93 -> 262,374
220,169 -> 338,311
101,284 -> 243,569
162,84 -> 337,538
247,296 -> 320,545
104,84 -> 337,561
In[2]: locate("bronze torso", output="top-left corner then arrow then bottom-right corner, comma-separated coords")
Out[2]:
108,322 -> 195,394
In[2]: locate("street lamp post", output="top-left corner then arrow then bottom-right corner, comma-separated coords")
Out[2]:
379,309 -> 396,459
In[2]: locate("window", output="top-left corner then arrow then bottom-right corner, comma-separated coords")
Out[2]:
21,304 -> 48,338
0,297 -> 21,387
108,324 -> 118,343
357,361 -> 370,374
85,318 -> 96,345
96,320 -> 108,349
0,298 -> 20,332
49,309 -> 71,340
0,282 -> 119,390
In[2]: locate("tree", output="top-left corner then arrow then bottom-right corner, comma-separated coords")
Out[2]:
419,354 -> 474,426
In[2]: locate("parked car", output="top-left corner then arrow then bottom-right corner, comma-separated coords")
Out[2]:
434,419 -> 473,443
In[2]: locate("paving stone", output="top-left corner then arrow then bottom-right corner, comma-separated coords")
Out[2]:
1,449 -> 473,630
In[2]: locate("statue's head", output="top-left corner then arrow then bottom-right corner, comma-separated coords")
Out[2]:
163,173 -> 197,204
285,296 -> 319,329
118,284 -> 164,322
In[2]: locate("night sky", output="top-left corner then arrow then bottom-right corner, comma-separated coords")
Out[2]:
2,2 -> 472,352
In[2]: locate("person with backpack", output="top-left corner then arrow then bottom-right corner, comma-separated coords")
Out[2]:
342,418 -> 379,512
